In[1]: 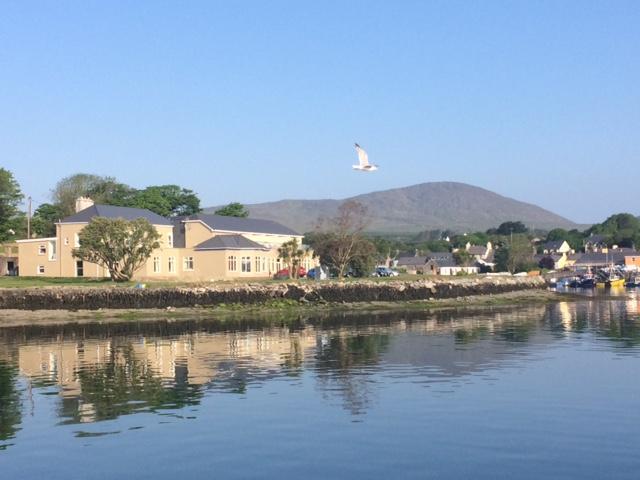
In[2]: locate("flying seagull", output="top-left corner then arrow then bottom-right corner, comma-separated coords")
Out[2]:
353,143 -> 378,172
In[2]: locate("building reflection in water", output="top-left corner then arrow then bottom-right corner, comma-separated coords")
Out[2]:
0,298 -> 639,443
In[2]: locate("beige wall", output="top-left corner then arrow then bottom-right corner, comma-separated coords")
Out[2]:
182,220 -> 304,249
183,221 -> 214,248
17,220 -> 316,281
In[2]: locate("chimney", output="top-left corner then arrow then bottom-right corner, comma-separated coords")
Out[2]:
75,197 -> 94,213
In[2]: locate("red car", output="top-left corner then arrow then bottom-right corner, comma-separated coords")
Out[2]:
274,267 -> 306,279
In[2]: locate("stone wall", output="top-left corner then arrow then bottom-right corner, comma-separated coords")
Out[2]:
0,277 -> 546,311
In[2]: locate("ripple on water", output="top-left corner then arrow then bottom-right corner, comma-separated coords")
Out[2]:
1,300 -> 640,479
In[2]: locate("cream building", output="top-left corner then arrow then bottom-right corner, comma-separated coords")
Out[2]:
17,198 -> 315,281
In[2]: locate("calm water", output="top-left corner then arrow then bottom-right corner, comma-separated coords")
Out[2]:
2,294 -> 640,479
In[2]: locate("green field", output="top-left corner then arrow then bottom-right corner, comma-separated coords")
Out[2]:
0,273 -> 441,289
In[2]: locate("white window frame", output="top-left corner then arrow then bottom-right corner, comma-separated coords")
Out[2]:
64,237 -> 69,246
38,244 -> 46,256
167,234 -> 173,248
241,256 -> 252,273
228,255 -> 237,272
76,260 -> 84,277
255,256 -> 261,273
183,256 -> 194,271
48,240 -> 57,261
37,265 -> 45,275
74,233 -> 80,247
153,256 -> 161,273
168,256 -> 176,273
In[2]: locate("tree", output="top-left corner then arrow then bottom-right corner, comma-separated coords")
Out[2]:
588,213 -> 640,248
545,228 -> 584,251
494,234 -> 534,273
51,174 -> 110,216
310,201 -> 375,278
453,249 -> 473,267
277,238 -> 305,279
349,239 -> 378,277
131,185 -> 201,217
72,217 -> 161,282
488,221 -> 528,236
129,188 -> 174,217
0,168 -> 24,242
215,202 -> 249,218
86,178 -> 136,206
31,203 -> 65,237
538,256 -> 556,270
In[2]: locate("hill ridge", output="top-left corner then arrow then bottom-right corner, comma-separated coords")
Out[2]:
205,182 -> 577,234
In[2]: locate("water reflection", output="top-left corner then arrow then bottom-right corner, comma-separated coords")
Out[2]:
1,299 -> 639,449
0,361 -> 21,449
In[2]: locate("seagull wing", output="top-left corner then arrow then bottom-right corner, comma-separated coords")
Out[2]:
355,144 -> 369,167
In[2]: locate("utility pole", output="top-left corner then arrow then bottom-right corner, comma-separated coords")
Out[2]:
27,196 -> 32,239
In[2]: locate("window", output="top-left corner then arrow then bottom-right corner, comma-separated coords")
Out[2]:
48,241 -> 57,261
37,265 -> 45,275
38,244 -> 46,255
153,256 -> 161,273
262,257 -> 267,272
255,256 -> 261,273
183,256 -> 194,271
74,233 -> 80,247
168,256 -> 176,273
228,255 -> 237,272
64,237 -> 69,246
76,261 -> 84,277
167,234 -> 173,248
241,256 -> 251,273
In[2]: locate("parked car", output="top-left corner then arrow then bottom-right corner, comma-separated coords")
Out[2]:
374,267 -> 399,277
274,267 -> 307,279
307,266 -> 328,280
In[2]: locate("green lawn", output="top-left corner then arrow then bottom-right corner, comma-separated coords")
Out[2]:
0,276 -> 131,288
0,273 -> 445,289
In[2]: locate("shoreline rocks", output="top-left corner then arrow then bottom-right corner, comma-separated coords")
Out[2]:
0,277 -> 546,311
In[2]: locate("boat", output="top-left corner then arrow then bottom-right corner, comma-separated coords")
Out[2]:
579,275 -> 596,288
607,277 -> 626,288
596,269 -> 625,288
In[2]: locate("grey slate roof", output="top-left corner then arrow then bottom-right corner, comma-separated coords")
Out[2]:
60,204 -> 173,226
574,251 -> 638,266
397,255 -> 428,266
427,252 -> 457,268
430,257 -> 457,268
585,234 -> 607,244
194,235 -> 269,251
543,240 -> 566,250
427,252 -> 454,261
179,214 -> 300,236
467,245 -> 488,256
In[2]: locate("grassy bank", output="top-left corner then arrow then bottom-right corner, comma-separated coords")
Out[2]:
0,289 -> 571,328
0,273 -> 472,289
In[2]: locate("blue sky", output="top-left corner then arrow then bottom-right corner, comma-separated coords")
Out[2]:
1,1 -> 638,224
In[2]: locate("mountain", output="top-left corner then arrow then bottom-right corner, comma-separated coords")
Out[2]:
205,182 -> 578,234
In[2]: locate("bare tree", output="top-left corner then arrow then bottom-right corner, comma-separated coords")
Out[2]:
312,201 -> 374,278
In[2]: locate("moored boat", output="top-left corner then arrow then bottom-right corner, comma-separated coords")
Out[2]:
579,275 -> 596,288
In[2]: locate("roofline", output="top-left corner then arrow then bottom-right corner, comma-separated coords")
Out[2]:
16,237 -> 56,243
195,246 -> 270,251
56,221 -> 172,227
182,219 -> 302,237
